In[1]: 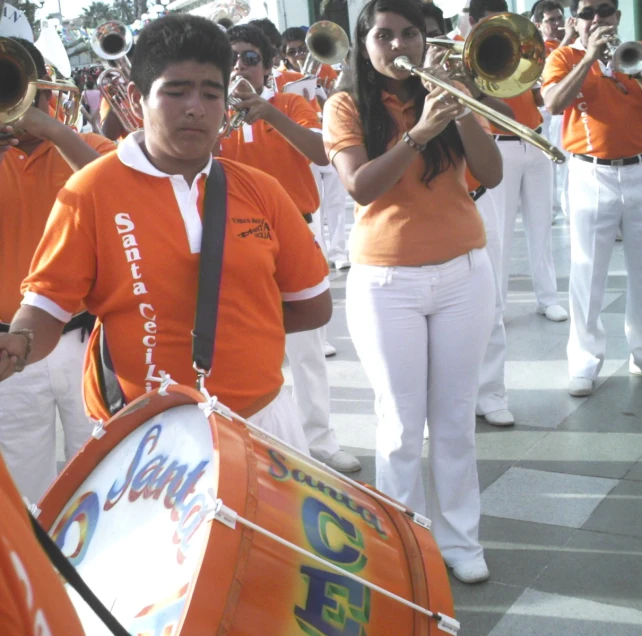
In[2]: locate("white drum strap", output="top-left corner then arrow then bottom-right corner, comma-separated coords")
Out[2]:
206,494 -> 459,635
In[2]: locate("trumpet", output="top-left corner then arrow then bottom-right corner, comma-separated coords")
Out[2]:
224,75 -> 256,136
0,37 -> 81,130
300,20 -> 350,91
606,36 -> 642,76
414,13 -> 565,164
91,20 -> 140,133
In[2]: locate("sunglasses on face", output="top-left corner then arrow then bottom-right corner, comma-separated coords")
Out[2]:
232,50 -> 262,67
286,45 -> 307,57
576,4 -> 616,20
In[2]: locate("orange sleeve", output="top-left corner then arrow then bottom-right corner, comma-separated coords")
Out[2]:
79,132 -> 117,155
322,92 -> 365,162
320,64 -> 338,82
260,175 -> 329,297
285,93 -> 323,130
542,47 -> 572,91
21,173 -> 98,317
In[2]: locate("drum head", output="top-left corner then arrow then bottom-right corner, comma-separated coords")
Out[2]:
39,387 -> 220,635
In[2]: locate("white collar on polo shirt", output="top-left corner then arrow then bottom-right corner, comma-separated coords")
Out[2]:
261,85 -> 275,100
117,130 -> 211,254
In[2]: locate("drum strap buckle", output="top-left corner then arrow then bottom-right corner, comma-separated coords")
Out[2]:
198,386 -> 233,420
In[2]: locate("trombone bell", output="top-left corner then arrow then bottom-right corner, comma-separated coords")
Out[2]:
0,37 -> 38,125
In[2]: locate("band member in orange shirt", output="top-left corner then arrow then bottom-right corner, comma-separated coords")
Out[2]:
0,38 -> 115,504
0,16 -> 331,455
542,0 -> 642,396
220,25 -> 360,473
0,454 -> 84,635
470,0 -> 568,324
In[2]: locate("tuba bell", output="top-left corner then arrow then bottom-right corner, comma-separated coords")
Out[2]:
0,36 -> 80,130
91,20 -> 140,133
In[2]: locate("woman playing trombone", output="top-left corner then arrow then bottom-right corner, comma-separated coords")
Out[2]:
322,0 -> 502,583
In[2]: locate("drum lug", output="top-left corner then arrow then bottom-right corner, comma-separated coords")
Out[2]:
412,512 -> 432,531
92,420 -> 107,440
436,613 -> 460,635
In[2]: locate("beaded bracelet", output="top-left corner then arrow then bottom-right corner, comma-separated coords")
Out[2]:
402,131 -> 427,153
9,328 -> 34,373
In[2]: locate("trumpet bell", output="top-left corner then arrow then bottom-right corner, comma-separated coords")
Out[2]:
91,20 -> 133,61
0,37 -> 39,124
462,13 -> 545,98
302,20 -> 350,77
612,40 -> 642,76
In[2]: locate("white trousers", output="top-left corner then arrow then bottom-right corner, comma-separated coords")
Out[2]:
0,330 -> 93,504
549,114 -> 569,216
494,139 -> 559,309
312,163 -> 349,264
567,157 -> 642,379
248,388 -> 310,454
476,191 -> 509,414
285,328 -> 339,460
346,249 -> 495,565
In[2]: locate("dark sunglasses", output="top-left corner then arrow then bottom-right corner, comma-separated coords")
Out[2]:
286,45 -> 307,57
576,4 -> 617,20
232,50 -> 262,67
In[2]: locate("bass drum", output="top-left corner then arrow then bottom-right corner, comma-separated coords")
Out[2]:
37,385 -> 457,635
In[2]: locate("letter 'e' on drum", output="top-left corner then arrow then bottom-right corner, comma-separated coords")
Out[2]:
37,385 -> 458,635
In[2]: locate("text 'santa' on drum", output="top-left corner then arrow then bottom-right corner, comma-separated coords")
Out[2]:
37,384 -> 458,635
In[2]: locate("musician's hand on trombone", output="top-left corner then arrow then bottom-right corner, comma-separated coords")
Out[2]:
0,125 -> 20,164
410,85 -> 467,145
11,106 -> 63,141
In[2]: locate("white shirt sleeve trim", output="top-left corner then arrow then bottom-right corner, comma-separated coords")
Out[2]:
281,277 -> 330,302
21,292 -> 72,323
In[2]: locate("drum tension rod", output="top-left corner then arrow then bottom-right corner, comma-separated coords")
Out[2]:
206,494 -> 460,634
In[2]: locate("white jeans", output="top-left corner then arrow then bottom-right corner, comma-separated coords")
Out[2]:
476,191 -> 509,414
346,249 -> 494,565
312,163 -> 349,264
567,157 -> 642,379
0,330 -> 93,504
549,114 -> 570,216
248,387 -> 310,454
494,139 -> 559,309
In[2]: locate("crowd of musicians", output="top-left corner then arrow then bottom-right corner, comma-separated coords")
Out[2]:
0,0 -> 640,630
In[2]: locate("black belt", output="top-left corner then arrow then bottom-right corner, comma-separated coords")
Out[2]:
496,126 -> 542,141
303,213 -> 313,224
470,186 -> 487,202
0,311 -> 96,335
573,153 -> 642,167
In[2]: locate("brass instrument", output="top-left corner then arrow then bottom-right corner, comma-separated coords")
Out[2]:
0,36 -> 80,129
413,13 -> 565,164
606,36 -> 642,76
224,75 -> 256,136
207,0 -> 251,26
91,20 -> 140,133
301,20 -> 350,90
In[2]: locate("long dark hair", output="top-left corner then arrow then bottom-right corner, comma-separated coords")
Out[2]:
346,0 -> 464,186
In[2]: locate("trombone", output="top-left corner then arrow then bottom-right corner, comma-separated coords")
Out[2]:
0,36 -> 81,130
91,20 -> 141,133
411,13 -> 565,164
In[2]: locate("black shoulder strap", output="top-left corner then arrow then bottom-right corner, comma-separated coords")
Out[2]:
192,159 -> 228,375
98,325 -> 125,417
29,512 -> 130,635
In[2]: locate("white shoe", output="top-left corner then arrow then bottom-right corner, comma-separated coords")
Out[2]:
484,409 -> 515,427
630,356 -> 642,376
452,558 -> 490,584
324,341 -> 337,357
423,423 -> 430,439
537,304 -> 568,322
322,450 -> 361,473
569,377 -> 594,397
616,230 -> 623,241
334,259 -> 351,271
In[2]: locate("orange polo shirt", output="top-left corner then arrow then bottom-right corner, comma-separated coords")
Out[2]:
490,89 -> 543,134
542,44 -> 642,158
0,133 -> 115,323
323,91 -> 485,266
545,39 -> 560,57
22,132 -> 329,422
0,455 -> 84,635
219,89 -> 321,215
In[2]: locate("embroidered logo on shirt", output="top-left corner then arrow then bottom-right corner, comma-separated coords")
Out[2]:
234,219 -> 272,240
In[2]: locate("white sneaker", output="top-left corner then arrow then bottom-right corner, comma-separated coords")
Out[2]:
324,341 -> 337,357
537,304 -> 568,322
334,259 -> 351,271
322,450 -> 361,473
452,558 -> 490,584
484,409 -> 515,427
630,356 -> 642,376
569,377 -> 594,397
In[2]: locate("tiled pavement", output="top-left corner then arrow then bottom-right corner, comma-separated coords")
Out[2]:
282,203 -> 642,636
